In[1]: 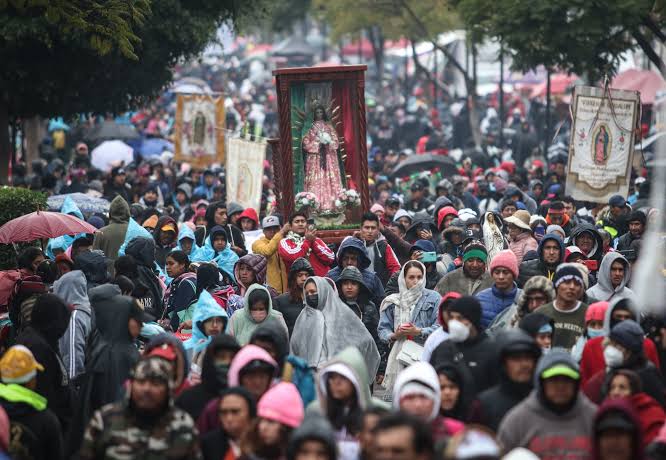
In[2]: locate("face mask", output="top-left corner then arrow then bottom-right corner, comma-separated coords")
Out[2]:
587,327 -> 604,339
604,345 -> 624,368
447,319 -> 470,343
251,310 -> 268,322
214,362 -> 230,387
541,347 -> 551,355
306,294 -> 319,308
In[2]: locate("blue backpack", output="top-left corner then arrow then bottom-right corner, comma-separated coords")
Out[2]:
284,354 -> 316,406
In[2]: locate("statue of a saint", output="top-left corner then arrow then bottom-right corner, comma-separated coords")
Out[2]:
302,104 -> 344,212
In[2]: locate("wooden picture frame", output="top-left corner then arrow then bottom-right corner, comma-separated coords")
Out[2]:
272,65 -> 370,242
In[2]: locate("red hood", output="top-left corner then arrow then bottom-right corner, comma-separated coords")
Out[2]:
438,292 -> 462,327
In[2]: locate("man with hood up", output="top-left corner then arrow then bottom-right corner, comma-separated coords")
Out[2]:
336,266 -> 380,347
569,222 -> 605,264
326,237 -> 385,307
273,257 -> 315,337
93,195 -> 130,264
79,357 -> 200,460
498,349 -> 597,457
53,270 -> 92,381
153,215 -> 179,269
15,293 -> 72,432
586,252 -> 636,303
474,329 -> 541,431
517,233 -> 565,287
176,334 -> 240,421
287,414 -> 338,460
580,298 -> 660,385
125,237 -> 164,319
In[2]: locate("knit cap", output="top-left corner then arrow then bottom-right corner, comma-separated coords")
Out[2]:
585,301 -> 609,324
447,296 -> 483,331
546,225 -> 565,239
609,320 -> 644,354
489,249 -> 519,279
257,382 -> 304,428
462,242 -> 488,264
370,203 -> 385,214
393,209 -> 412,223
132,357 -> 174,391
553,265 -> 584,288
0,345 -> 44,384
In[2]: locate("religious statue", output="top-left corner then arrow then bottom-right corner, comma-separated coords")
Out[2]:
302,104 -> 344,212
193,111 -> 207,146
593,124 -> 610,165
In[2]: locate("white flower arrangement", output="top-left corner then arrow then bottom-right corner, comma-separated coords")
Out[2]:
318,131 -> 333,145
295,192 -> 318,211
336,188 -> 361,210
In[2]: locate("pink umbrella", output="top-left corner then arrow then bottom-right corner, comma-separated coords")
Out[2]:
530,74 -> 580,98
612,68 -> 666,104
0,211 -> 97,244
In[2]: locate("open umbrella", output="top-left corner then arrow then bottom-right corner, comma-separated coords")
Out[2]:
91,140 -> 134,172
139,138 -> 175,158
85,120 -> 140,144
390,153 -> 458,179
48,118 -> 70,132
47,193 -> 110,214
0,211 -> 97,244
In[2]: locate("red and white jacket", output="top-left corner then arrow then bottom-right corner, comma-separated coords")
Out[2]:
278,236 -> 335,277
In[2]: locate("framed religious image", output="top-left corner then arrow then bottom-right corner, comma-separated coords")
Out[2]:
174,94 -> 225,168
566,85 -> 640,203
273,65 -> 370,236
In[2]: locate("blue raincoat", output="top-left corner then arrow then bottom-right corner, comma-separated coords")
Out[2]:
190,236 -> 238,282
183,290 -> 229,353
45,196 -> 86,258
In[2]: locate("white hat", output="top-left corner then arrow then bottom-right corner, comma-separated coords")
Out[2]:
262,216 -> 280,228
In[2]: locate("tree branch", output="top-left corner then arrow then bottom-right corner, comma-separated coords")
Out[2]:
410,39 -> 449,94
398,0 -> 471,84
643,15 -> 666,43
632,29 -> 666,74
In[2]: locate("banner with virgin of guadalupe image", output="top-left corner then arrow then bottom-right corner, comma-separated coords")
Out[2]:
226,137 -> 266,213
566,86 -> 640,203
174,95 -> 225,168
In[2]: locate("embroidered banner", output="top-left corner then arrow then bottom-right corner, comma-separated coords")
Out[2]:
226,137 -> 266,213
566,86 -> 640,203
174,95 -> 225,168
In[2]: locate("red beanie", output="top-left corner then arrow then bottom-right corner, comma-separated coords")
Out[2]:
489,249 -> 519,279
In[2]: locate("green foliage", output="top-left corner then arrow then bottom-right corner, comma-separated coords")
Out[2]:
0,0 -> 271,119
314,0 -> 460,41
263,0 -> 311,33
0,187 -> 47,269
454,0 -> 662,81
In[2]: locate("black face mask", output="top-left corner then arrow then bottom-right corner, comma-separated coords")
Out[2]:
306,294 -> 319,308
214,362 -> 230,389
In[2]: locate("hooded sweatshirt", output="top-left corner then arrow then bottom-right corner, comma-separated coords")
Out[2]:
228,284 -> 288,346
125,237 -> 164,318
93,195 -> 130,262
54,270 -> 92,380
273,257 -> 314,337
153,215 -> 178,268
328,238 -> 386,306
233,254 -> 278,299
569,223 -> 604,263
586,252 -> 636,303
592,399 -> 643,460
517,233 -> 565,287
498,349 -> 597,457
392,362 -> 464,442
580,297 -> 660,384
287,415 -> 337,460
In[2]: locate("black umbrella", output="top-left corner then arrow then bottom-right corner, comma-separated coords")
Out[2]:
85,121 -> 140,144
390,153 -> 458,178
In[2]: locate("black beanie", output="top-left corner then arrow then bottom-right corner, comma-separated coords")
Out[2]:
609,319 -> 644,354
447,296 -> 483,331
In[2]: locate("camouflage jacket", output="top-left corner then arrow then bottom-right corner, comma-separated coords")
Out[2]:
79,400 -> 201,460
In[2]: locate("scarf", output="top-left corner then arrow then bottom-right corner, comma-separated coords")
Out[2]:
380,261 -> 427,391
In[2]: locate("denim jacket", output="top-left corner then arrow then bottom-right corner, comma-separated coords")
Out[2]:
378,289 -> 441,345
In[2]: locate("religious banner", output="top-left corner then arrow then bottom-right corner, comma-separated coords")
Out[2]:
225,137 -> 266,213
174,94 -> 225,168
566,85 -> 640,203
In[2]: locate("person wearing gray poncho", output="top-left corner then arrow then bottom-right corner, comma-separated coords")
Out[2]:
290,276 -> 380,377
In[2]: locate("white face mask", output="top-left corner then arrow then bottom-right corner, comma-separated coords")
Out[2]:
604,345 -> 625,368
448,319 -> 470,343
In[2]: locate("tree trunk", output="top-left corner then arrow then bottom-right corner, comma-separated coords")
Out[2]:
544,70 -> 552,155
23,116 -> 45,173
468,42 -> 481,148
0,100 -> 9,185
499,44 -> 505,148
367,26 -> 385,90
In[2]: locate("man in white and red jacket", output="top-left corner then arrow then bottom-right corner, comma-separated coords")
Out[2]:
278,212 -> 334,277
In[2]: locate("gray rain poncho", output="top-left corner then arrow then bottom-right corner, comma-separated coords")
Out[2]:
290,276 -> 380,377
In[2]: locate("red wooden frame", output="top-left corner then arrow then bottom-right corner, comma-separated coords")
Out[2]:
272,65 -> 370,234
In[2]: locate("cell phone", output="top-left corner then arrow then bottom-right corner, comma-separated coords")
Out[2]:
420,251 -> 437,263
582,259 -> 598,271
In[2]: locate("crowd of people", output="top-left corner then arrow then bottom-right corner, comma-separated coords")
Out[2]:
0,52 -> 664,460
